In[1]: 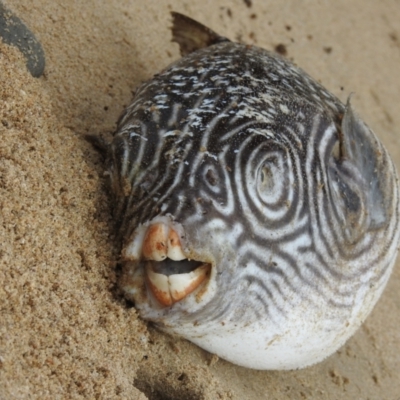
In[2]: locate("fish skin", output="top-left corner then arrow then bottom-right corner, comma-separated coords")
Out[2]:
107,13 -> 400,369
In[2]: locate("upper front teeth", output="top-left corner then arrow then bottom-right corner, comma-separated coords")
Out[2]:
142,223 -> 185,261
167,229 -> 186,261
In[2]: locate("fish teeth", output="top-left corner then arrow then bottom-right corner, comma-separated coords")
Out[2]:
167,229 -> 186,260
145,262 -> 211,306
142,223 -> 169,261
142,223 -> 186,261
142,223 -> 211,305
145,262 -> 173,306
169,264 -> 211,302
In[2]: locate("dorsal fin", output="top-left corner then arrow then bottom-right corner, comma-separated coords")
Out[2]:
171,12 -> 230,56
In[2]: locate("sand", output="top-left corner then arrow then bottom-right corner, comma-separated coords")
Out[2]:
1,1 -> 400,399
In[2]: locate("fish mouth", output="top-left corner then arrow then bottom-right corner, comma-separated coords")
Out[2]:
122,219 -> 211,307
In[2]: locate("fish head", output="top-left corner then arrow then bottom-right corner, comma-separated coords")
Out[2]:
115,128 -> 293,327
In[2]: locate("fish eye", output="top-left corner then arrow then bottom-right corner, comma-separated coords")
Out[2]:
258,161 -> 276,192
254,154 -> 288,206
260,166 -> 271,184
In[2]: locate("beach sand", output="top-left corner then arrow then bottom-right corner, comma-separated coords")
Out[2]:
1,1 -> 400,399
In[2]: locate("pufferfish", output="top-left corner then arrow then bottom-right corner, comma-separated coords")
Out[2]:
106,12 -> 400,370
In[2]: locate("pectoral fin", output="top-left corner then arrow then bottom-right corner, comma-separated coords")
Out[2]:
329,98 -> 389,243
341,98 -> 387,229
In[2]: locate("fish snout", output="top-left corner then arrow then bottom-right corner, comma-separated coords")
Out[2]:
122,218 -> 211,307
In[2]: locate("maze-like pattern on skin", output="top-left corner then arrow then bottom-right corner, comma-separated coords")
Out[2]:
108,39 -> 400,370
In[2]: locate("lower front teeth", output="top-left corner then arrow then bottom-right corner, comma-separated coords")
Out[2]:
145,262 -> 211,306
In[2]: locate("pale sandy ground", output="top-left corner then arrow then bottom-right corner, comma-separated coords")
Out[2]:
1,1 -> 400,399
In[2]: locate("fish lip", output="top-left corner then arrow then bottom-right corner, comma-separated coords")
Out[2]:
121,215 -> 213,307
